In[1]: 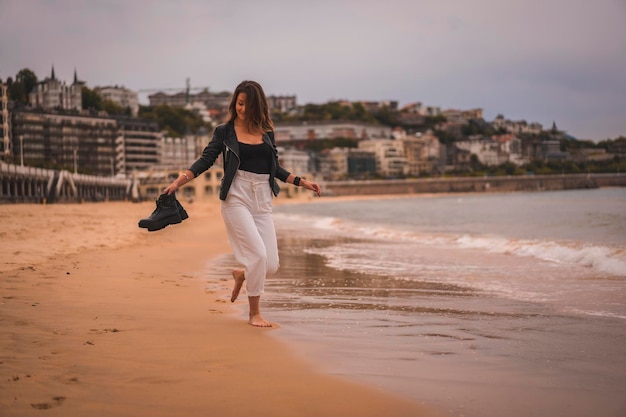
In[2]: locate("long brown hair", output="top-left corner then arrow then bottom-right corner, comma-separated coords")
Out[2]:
227,80 -> 274,133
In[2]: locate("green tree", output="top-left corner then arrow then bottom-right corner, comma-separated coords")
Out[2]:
422,115 -> 447,130
277,101 -> 380,124
7,77 -> 26,104
82,86 -> 103,110
102,99 -> 126,115
373,104 -> 399,126
352,102 -> 367,121
462,119 -> 494,137
299,103 -> 329,121
81,87 -> 130,115
597,136 -> 626,152
138,105 -> 211,137
561,138 -> 598,150
469,154 -> 484,172
433,129 -> 458,144
16,68 -> 38,96
7,68 -> 38,105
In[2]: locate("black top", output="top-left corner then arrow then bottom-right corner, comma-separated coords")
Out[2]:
188,123 -> 291,200
238,141 -> 272,174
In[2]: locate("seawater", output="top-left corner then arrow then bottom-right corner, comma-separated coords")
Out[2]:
205,188 -> 626,417
273,188 -> 626,319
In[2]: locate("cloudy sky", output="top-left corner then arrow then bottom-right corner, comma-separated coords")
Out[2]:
2,0 -> 625,140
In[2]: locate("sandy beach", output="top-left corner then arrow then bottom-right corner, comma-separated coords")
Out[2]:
0,200 -> 438,417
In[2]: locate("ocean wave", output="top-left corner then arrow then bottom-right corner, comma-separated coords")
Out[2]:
562,307 -> 626,320
455,235 -> 626,277
275,212 -> 626,278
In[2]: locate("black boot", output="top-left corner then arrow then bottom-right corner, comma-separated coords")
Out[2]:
138,193 -> 182,232
176,198 -> 189,221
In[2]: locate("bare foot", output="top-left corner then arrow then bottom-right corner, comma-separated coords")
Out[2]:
248,314 -> 273,327
231,269 -> 245,302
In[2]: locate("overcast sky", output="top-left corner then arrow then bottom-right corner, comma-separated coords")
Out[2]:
2,0 -> 625,140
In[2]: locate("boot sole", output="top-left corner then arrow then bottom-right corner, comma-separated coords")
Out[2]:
138,210 -> 186,228
176,201 -> 189,221
142,214 -> 183,232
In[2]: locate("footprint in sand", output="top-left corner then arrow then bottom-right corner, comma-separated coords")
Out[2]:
31,396 -> 66,409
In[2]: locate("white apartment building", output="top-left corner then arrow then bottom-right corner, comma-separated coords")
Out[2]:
462,108 -> 484,120
318,147 -> 349,180
358,139 -> 408,177
115,117 -> 163,175
29,67 -> 83,111
403,133 -> 441,175
274,147 -> 316,199
454,136 -> 525,166
148,90 -> 231,112
493,115 -> 543,135
493,134 -> 525,165
95,86 -> 140,116
278,147 -> 310,175
274,121 -> 392,143
268,95 -> 297,112
161,135 -> 197,169
400,102 -> 442,116
441,109 -> 468,126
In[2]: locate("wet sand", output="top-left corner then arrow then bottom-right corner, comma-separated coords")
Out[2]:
260,198 -> 626,417
0,200 -> 438,417
206,232 -> 626,417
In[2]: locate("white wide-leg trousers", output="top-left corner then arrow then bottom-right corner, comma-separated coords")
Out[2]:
220,170 -> 279,297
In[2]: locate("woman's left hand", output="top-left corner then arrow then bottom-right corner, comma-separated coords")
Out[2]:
301,179 -> 322,197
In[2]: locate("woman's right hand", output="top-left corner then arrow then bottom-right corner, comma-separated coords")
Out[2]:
163,182 -> 178,195
163,171 -> 193,195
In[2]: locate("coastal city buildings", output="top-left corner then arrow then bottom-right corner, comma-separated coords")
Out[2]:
5,110 -> 205,178
316,147 -> 379,181
455,136 -> 512,166
10,109 -> 118,176
147,89 -> 229,109
1,70 -> 205,180
2,66 -> 623,202
274,120 -> 392,143
147,87 -> 297,121
493,114 -> 543,135
358,138 -> 408,177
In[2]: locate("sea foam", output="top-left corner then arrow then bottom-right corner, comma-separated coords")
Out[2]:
275,212 -> 626,278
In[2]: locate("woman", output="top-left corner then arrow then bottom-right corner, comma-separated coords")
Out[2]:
163,80 -> 322,327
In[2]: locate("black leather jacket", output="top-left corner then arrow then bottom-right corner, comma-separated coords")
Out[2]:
188,121 -> 291,201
